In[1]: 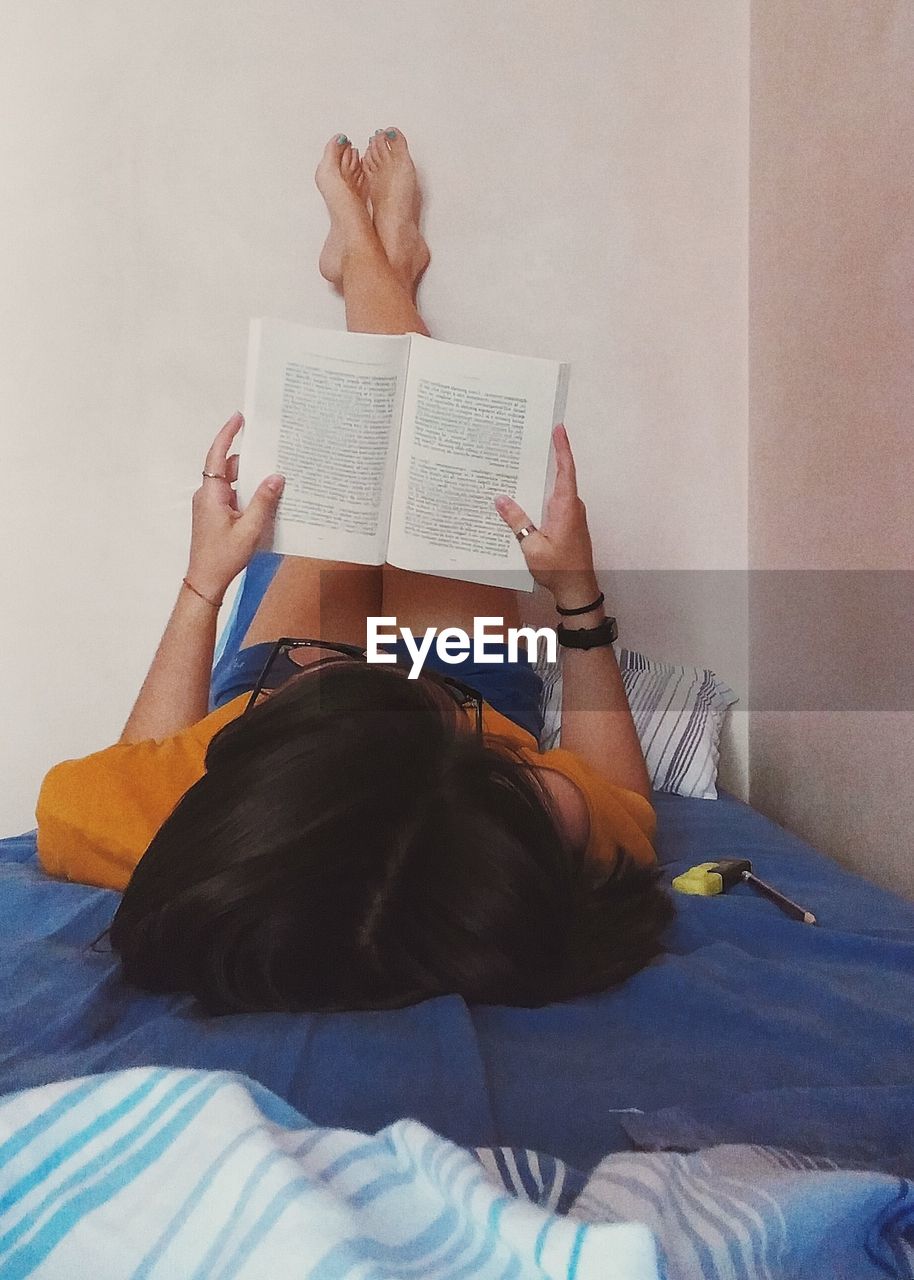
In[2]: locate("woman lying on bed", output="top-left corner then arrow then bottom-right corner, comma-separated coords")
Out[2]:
37,129 -> 672,1014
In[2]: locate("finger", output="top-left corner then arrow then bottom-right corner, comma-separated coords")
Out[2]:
225,454 -> 240,484
237,473 -> 284,536
551,423 -> 578,499
493,494 -> 534,536
204,411 -> 244,474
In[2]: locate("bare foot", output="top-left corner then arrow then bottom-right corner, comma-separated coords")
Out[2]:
362,127 -> 430,292
316,135 -> 371,288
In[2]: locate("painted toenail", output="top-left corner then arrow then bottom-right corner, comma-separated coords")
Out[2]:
386,129 -> 397,139
337,134 -> 348,144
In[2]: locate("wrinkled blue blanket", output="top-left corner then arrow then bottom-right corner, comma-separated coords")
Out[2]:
4,785 -> 914,1175
1,1066 -> 912,1279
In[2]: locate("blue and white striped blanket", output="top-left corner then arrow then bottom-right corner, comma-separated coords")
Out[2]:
0,1068 -> 912,1279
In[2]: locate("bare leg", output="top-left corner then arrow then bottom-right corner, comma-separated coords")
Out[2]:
322,126 -> 431,304
245,133 -> 423,647
318,136 -> 370,290
339,234 -> 431,338
244,130 -> 518,649
364,131 -> 516,630
242,557 -> 382,648
362,127 -> 430,298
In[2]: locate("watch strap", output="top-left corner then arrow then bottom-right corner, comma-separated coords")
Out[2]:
557,617 -> 619,649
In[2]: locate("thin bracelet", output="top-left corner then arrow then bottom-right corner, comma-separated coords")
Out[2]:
555,591 -> 605,617
182,577 -> 223,609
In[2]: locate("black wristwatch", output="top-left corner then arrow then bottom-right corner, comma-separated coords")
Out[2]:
557,617 -> 618,649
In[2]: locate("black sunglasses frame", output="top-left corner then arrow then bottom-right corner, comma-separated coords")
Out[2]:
243,636 -> 484,735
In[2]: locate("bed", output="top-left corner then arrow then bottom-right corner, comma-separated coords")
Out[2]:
4,785 -> 913,1178
6,550 -> 914,1182
5,551 -> 914,1275
7,680 -> 914,1273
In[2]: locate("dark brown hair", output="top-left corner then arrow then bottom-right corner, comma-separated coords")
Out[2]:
108,662 -> 673,1013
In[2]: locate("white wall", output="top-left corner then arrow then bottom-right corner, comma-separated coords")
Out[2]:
1,0 -> 749,836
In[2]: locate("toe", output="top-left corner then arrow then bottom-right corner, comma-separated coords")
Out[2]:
384,126 -> 406,150
324,133 -> 348,163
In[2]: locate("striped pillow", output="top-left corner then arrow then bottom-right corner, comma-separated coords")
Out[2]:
533,645 -> 738,800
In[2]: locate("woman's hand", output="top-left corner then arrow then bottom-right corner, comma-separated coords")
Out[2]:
494,424 -> 599,609
186,412 -> 285,600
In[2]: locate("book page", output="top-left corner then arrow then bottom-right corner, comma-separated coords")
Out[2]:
386,334 -> 570,591
236,319 -> 410,564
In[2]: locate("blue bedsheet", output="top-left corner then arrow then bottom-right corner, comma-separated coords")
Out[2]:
4,790 -> 914,1175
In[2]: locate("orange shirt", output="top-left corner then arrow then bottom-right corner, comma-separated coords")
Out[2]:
36,697 -> 656,892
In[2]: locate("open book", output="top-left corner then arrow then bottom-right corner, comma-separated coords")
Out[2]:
236,319 -> 571,590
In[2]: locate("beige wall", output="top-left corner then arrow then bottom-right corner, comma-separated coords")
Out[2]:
1,0 -> 750,836
749,2 -> 914,894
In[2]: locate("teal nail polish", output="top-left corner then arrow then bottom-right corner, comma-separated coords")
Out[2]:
386,129 -> 397,139
337,134 -> 348,144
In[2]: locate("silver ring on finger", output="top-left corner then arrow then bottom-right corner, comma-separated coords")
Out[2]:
515,524 -> 537,542
202,470 -> 228,480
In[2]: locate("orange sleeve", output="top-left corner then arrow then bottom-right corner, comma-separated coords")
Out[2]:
520,745 -> 657,868
477,703 -> 656,868
36,696 -> 249,892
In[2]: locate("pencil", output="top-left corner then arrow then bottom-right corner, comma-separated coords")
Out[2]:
741,871 -> 817,925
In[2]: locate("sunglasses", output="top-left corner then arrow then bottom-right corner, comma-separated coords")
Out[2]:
243,637 -> 484,735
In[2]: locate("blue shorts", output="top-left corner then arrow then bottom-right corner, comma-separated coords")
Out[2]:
209,553 -> 544,742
